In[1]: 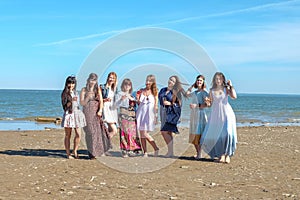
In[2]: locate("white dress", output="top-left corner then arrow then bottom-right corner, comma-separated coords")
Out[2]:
136,93 -> 156,131
103,89 -> 118,124
200,88 -> 237,158
62,91 -> 86,128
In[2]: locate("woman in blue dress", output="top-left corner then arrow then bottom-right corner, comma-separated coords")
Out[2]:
158,75 -> 188,157
200,72 -> 237,163
188,75 -> 209,160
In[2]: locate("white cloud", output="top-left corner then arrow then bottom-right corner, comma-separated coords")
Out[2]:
35,0 -> 300,47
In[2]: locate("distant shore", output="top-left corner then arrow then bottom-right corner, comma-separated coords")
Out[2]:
0,126 -> 299,199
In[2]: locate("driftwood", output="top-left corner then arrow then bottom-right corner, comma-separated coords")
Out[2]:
35,117 -> 62,124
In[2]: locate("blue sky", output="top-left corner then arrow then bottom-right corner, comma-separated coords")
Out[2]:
0,0 -> 299,94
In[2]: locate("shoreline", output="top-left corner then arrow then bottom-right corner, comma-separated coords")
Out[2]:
1,118 -> 300,131
0,126 -> 299,199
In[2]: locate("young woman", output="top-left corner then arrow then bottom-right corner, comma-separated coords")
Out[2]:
136,74 -> 159,157
115,78 -> 141,157
61,76 -> 86,159
158,75 -> 188,157
188,75 -> 209,160
80,73 -> 110,159
100,72 -> 118,140
200,72 -> 237,163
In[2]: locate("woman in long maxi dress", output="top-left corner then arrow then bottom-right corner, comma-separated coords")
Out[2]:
200,72 -> 237,164
188,75 -> 209,160
115,78 -> 141,157
80,73 -> 110,159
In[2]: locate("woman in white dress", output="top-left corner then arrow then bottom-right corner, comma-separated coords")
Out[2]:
136,74 -> 159,157
200,72 -> 237,164
100,72 -> 118,140
61,76 -> 86,159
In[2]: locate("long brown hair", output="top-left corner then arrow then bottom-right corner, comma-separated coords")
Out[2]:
146,74 -> 158,96
86,73 -> 99,98
171,75 -> 188,105
105,72 -> 118,91
211,72 -> 226,89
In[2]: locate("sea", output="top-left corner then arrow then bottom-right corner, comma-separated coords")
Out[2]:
0,89 -> 299,131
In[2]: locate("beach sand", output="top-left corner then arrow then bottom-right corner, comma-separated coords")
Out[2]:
0,126 -> 299,199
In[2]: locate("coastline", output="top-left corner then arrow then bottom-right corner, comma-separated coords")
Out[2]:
0,126 -> 299,199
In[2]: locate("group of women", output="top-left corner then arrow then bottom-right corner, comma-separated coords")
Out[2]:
60,71 -> 237,164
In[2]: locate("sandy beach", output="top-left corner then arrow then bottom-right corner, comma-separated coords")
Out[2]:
0,126 -> 299,199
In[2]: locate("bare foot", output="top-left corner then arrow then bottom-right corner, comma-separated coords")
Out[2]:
67,155 -> 74,159
143,153 -> 148,157
219,155 -> 226,163
225,155 -> 231,164
154,149 -> 159,157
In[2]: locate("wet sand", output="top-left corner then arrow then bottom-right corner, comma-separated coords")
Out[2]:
0,126 -> 299,199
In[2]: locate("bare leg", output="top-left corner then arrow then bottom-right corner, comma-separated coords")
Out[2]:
108,123 -> 118,139
161,131 -> 173,157
73,128 -> 81,158
194,144 -> 201,159
64,128 -> 73,159
140,131 -> 147,156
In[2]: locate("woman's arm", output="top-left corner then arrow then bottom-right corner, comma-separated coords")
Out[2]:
226,80 -> 237,99
97,88 -> 103,117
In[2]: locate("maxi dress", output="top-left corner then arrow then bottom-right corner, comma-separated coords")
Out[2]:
83,92 -> 110,157
189,90 -> 209,145
200,88 -> 237,158
115,92 -> 141,153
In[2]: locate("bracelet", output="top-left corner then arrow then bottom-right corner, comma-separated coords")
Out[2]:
198,103 -> 201,108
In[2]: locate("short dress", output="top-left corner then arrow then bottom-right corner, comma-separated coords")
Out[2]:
136,93 -> 156,132
189,90 -> 209,144
62,91 -> 86,128
159,87 -> 180,134
102,89 -> 118,124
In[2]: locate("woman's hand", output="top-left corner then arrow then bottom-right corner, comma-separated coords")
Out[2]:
204,97 -> 212,107
190,103 -> 197,109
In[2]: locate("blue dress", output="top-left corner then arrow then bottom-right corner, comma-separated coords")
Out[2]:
200,88 -> 237,158
158,87 -> 180,134
189,90 -> 209,145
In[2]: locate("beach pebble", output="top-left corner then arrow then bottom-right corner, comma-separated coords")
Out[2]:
180,165 -> 189,169
137,185 -> 143,189
282,193 -> 296,198
210,182 -> 217,187
90,176 -> 97,182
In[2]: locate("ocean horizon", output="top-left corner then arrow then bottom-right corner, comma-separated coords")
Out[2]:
0,89 -> 299,131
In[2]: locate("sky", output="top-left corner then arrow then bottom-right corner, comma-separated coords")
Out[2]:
0,0 -> 299,94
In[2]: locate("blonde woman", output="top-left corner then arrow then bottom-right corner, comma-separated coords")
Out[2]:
136,74 -> 159,157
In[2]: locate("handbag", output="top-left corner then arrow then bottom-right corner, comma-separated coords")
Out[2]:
165,104 -> 181,125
